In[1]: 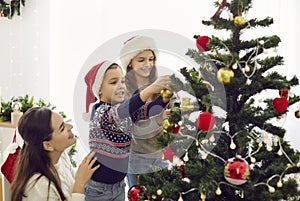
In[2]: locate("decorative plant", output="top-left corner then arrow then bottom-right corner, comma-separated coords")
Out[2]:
0,94 -> 77,167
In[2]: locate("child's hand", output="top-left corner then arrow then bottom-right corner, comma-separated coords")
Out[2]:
73,151 -> 100,193
150,75 -> 172,94
156,109 -> 171,125
140,75 -> 172,102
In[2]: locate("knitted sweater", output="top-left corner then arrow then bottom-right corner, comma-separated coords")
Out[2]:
130,116 -> 164,158
89,93 -> 168,184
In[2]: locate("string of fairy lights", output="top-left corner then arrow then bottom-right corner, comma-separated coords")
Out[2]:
167,123 -> 300,200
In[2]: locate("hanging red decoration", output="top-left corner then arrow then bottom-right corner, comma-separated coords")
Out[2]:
210,0 -> 227,19
279,88 -> 289,98
196,112 -> 216,131
162,146 -> 176,163
195,36 -> 211,52
272,97 -> 289,113
128,185 -> 146,201
172,125 -> 180,134
224,157 -> 250,185
179,164 -> 186,178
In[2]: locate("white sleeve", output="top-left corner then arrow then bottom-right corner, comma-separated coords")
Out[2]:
24,174 -> 85,201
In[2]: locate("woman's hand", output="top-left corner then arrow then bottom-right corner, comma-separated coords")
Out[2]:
73,151 -> 100,194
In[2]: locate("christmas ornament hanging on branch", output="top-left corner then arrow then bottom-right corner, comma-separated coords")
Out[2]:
196,111 -> 216,131
272,97 -> 289,113
295,109 -> 300,118
0,0 -> 25,19
162,145 -> 176,163
234,15 -> 246,26
217,68 -> 234,84
194,35 -> 211,52
224,156 -> 250,185
279,88 -> 289,98
128,185 -> 147,201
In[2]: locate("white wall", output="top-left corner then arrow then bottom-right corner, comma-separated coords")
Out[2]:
1,0 -> 299,156
0,0 -> 50,101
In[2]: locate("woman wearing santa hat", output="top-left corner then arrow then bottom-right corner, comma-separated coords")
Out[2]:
83,61 -> 172,201
120,35 -> 171,189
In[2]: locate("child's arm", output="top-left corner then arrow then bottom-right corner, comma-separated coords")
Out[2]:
140,75 -> 171,102
117,75 -> 172,119
131,95 -> 171,122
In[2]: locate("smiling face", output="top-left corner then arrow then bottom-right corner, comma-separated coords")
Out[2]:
99,65 -> 126,104
130,50 -> 156,79
47,111 -> 76,152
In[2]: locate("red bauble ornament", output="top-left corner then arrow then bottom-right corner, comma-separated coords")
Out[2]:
128,185 -> 146,201
272,97 -> 289,113
279,88 -> 289,98
224,157 -> 250,185
196,112 -> 216,131
196,36 -> 211,52
172,125 -> 180,134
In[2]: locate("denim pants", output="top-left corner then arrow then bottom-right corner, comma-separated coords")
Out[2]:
126,155 -> 170,188
85,179 -> 126,201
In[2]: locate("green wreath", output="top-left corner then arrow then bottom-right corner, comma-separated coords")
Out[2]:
0,0 -> 25,19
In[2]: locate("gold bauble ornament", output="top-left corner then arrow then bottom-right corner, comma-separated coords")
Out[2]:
295,110 -> 300,118
217,68 -> 234,84
163,119 -> 174,130
234,16 -> 246,26
160,89 -> 174,99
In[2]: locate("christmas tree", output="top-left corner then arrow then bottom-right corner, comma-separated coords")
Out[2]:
135,0 -> 300,200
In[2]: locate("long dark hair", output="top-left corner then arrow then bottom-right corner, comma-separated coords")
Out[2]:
125,50 -> 159,99
10,107 -> 66,201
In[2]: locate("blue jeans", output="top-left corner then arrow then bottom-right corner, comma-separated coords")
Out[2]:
85,179 -> 126,201
126,154 -> 170,188
126,173 -> 138,189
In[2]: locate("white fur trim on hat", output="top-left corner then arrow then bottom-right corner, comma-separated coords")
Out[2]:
120,35 -> 158,71
92,60 -> 114,100
83,60 -> 116,121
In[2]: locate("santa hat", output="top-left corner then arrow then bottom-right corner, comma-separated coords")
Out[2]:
83,60 -> 114,120
120,35 -> 158,71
